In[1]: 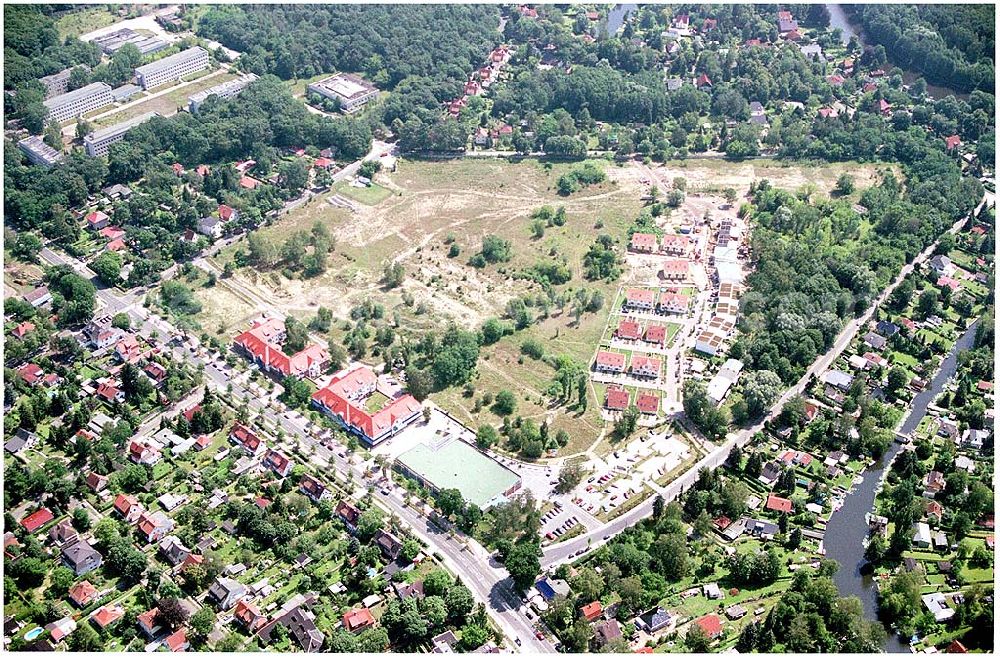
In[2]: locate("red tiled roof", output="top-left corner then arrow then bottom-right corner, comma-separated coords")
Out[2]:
661,259 -> 689,276
17,363 -> 44,385
595,351 -> 626,370
96,381 -> 120,401
107,238 -> 126,252
12,321 -> 35,338
165,628 -> 187,652
616,319 -> 641,340
695,614 -> 723,638
99,225 -> 125,240
945,135 -> 962,151
230,422 -> 262,452
581,601 -> 603,621
342,607 -> 375,633
239,176 -> 259,189
21,508 -> 54,533
92,605 -> 124,628
218,204 -> 237,221
114,493 -> 137,516
86,211 -> 109,226
630,356 -> 662,376
697,73 -> 712,87
311,366 -> 421,442
766,494 -> 793,513
69,580 -> 98,607
605,388 -> 630,410
625,288 -> 655,305
234,316 -> 329,378
636,392 -> 660,414
630,233 -> 658,251
644,324 -> 668,344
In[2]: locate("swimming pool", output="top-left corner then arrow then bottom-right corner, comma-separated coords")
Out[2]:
24,627 -> 43,641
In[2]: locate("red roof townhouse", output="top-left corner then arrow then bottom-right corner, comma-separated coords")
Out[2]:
660,234 -> 690,256
91,605 -> 125,630
234,599 -> 267,633
644,324 -> 668,346
630,355 -> 662,379
17,363 -> 44,385
605,387 -> 630,411
615,319 -> 642,341
660,259 -> 689,282
311,365 -> 422,448
234,316 -> 329,379
630,232 -> 658,253
114,493 -> 141,520
624,288 -> 655,311
129,440 -> 161,465
636,392 -> 660,414
657,292 -> 687,314
594,350 -> 626,374
137,511 -> 175,544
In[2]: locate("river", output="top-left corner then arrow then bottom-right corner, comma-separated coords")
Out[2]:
822,320 -> 980,653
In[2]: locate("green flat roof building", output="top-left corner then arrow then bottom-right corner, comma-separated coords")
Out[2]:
395,439 -> 521,509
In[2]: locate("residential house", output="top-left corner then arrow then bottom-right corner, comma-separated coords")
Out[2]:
230,423 -> 266,456
624,288 -> 655,312
605,387 -> 630,411
635,607 -> 674,633
91,604 -> 125,631
593,619 -> 622,648
20,508 -> 54,533
263,449 -> 293,477
694,614 -> 723,639
69,581 -> 99,607
136,511 -> 175,543
48,519 -> 78,546
912,522 -> 932,549
137,608 -> 162,638
594,350 -> 626,374
159,536 -> 191,566
164,628 -> 189,652
336,501 -> 361,534
580,601 -> 603,622
62,541 -> 103,576
300,474 -> 331,503
342,607 -> 375,634
921,592 -> 955,622
208,577 -> 247,610
234,599 -> 267,633
375,529 -> 403,561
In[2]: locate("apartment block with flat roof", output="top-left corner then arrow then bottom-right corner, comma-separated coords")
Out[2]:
39,65 -> 90,99
187,73 -> 258,112
17,136 -> 64,168
84,112 -> 159,157
135,47 -> 210,90
43,82 -> 114,123
307,73 -> 378,113
91,28 -> 167,56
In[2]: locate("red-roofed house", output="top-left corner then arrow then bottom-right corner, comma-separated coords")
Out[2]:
11,321 -> 35,338
827,74 -> 845,86
240,176 -> 260,190
218,204 -> 238,222
129,440 -> 161,465
230,423 -> 266,456
874,99 -> 891,116
86,472 -> 109,492
313,157 -> 336,170
945,135 -> 962,151
234,599 -> 266,633
624,288 -> 655,311
660,259 -> 689,281
594,350 -> 626,373
114,493 -> 140,520
615,319 -> 642,341
21,508 -> 54,533
697,73 -> 712,89
605,387 -> 630,411
96,381 -> 124,403
300,474 -> 331,503
137,511 -> 175,544
766,494 -> 793,514
631,356 -> 662,379
106,237 -> 126,252
657,292 -> 687,314
644,324 -> 668,347
165,628 -> 189,652
69,581 -> 99,607
263,449 -> 293,477
234,316 -> 329,378
98,225 -> 126,241
937,276 -> 962,292
115,334 -> 142,362
581,601 -> 603,622
196,165 -> 210,177
630,233 -> 658,253
86,211 -> 110,230
311,365 -> 422,447
342,607 -> 375,634
694,614 -> 723,639
660,234 -> 690,256
138,608 -> 162,638
636,392 -> 660,415
91,605 -> 125,630
17,363 -> 44,385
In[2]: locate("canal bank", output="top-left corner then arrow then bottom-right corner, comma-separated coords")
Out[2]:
822,319 -> 980,653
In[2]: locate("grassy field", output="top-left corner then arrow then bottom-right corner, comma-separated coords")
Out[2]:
334,180 -> 394,205
92,70 -> 237,127
55,7 -> 117,38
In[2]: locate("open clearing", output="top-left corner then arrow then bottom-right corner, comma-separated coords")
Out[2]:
202,156 -> 892,456
92,70 -> 237,127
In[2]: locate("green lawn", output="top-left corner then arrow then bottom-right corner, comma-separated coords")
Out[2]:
55,7 -> 117,38
333,180 -> 394,205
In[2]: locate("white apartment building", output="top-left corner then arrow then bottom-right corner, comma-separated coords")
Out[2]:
17,136 -> 64,168
135,47 -> 210,90
307,73 -> 378,113
84,112 -> 159,157
187,73 -> 258,113
43,82 -> 114,123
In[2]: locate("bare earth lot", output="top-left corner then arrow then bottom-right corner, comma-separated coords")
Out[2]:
202,157 -> 891,457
